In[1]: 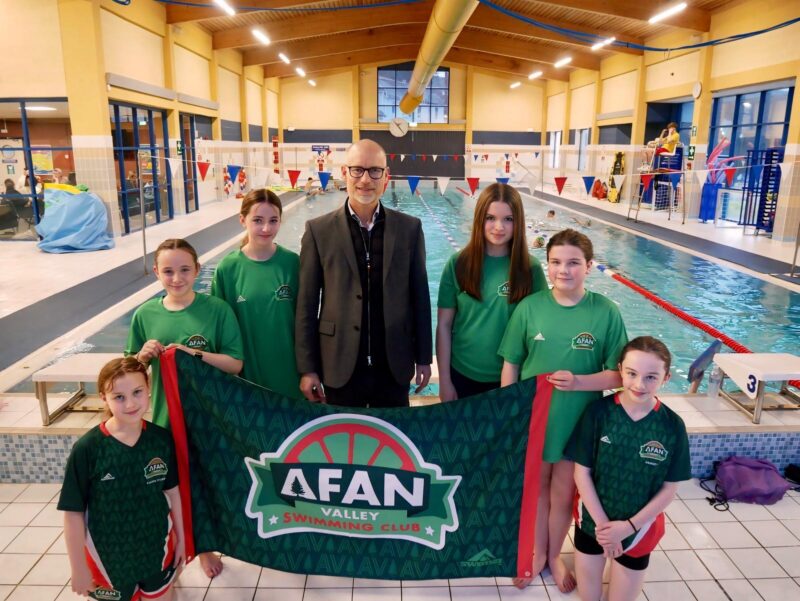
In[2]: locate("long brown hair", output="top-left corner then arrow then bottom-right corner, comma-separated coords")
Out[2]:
98,357 -> 150,419
619,336 -> 672,373
154,238 -> 199,267
546,228 -> 594,262
240,188 -> 283,247
455,183 -> 531,303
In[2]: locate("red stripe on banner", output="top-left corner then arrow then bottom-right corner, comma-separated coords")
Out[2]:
160,349 -> 196,560
517,375 -> 554,578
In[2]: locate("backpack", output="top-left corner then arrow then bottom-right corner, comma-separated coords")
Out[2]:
700,456 -> 796,510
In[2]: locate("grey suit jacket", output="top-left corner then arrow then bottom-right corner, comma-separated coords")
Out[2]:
295,202 -> 433,388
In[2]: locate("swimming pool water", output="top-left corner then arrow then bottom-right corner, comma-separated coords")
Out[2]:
16,184 -> 799,394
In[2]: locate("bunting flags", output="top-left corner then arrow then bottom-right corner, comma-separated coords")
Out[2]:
723,167 -> 736,186
421,154 -> 427,162
669,172 -> 682,190
227,165 -> 242,184
197,161 -> 211,181
432,154 -> 438,162
389,153 -> 396,161
582,176 -> 595,195
400,154 -> 406,162
779,161 -> 794,184
693,169 -> 709,184
407,175 -> 421,195
466,177 -> 480,195
473,154 -> 479,163
437,177 -> 451,195
453,154 -> 460,161
496,177 -> 510,184
318,172 -> 331,190
641,173 -> 654,191
554,176 -> 568,195
613,174 -> 626,191
534,152 -> 540,160
411,154 -> 417,161
287,169 -> 301,189
166,157 -> 181,178
750,164 -> 764,185
504,153 -> 509,160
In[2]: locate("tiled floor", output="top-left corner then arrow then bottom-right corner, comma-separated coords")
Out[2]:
1,481 -> 799,600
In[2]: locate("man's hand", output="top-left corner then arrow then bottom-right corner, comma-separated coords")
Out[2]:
414,364 -> 432,393
300,373 -> 326,403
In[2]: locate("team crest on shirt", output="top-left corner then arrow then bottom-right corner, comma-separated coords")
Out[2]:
571,332 -> 596,350
92,588 -> 122,601
144,457 -> 168,481
639,441 -> 668,464
185,334 -> 208,350
275,284 -> 294,301
497,281 -> 510,297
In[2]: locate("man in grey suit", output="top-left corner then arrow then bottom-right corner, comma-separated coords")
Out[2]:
295,139 -> 432,407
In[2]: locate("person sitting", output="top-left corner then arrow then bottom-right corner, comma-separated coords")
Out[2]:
645,122 -> 680,165
303,177 -> 323,197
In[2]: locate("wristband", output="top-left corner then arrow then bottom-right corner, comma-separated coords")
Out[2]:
627,518 -> 639,534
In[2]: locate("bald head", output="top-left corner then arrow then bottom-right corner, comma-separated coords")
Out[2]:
345,139 -> 387,166
343,139 -> 390,209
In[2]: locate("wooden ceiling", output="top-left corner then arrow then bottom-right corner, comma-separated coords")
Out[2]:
166,0 -> 736,80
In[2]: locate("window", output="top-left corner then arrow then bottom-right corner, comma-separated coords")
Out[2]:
547,130 -> 562,168
577,128 -> 590,172
709,86 -> 793,188
377,63 -> 449,124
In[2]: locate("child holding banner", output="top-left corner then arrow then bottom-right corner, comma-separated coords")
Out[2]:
498,228 -> 627,592
436,183 -> 547,400
566,336 -> 690,601
211,188 -> 302,399
126,238 -> 243,577
59,357 -> 184,601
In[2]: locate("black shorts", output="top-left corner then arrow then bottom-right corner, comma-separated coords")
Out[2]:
573,525 -> 650,571
450,367 -> 499,398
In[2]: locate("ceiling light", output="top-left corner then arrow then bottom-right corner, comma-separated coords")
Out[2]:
648,2 -> 687,24
554,57 -> 572,68
308,80 -> 316,87
528,70 -> 543,80
591,36 -> 616,51
279,53 -> 290,64
252,29 -> 270,45
510,82 -> 521,89
213,0 -> 236,16
22,106 -> 56,112
295,67 -> 306,77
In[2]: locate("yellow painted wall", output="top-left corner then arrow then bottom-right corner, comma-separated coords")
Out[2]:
546,92 -> 566,131
216,48 -> 243,75
281,71 -> 352,129
646,52 -> 700,93
600,70 -> 638,113
600,53 -> 640,80
246,80 -> 262,127
0,0 -> 67,97
546,80 -> 568,97
570,69 -> 597,90
100,0 -> 164,36
217,67 -> 241,121
643,30 -> 697,65
471,71 -> 543,131
174,46 -> 211,100
359,67 -> 378,122
447,63 -> 468,122
173,23 -> 212,59
100,9 -> 164,87
266,89 -> 279,129
569,84 -> 596,129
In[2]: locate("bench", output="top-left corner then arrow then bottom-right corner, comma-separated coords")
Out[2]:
712,353 -> 800,423
32,353 -> 122,426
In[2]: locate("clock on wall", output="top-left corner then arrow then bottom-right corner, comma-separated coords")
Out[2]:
692,81 -> 703,99
389,117 -> 409,137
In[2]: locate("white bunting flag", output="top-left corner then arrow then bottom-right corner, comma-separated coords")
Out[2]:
432,154 -> 438,162
167,157 -> 181,177
779,161 -> 794,185
613,174 -> 626,190
693,169 -> 709,184
436,177 -> 450,195
400,154 -> 406,162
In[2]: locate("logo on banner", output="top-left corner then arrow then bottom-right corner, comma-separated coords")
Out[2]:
245,414 -> 461,549
459,549 -> 503,568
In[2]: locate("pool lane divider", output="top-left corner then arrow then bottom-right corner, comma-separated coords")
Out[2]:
416,190 -> 460,252
595,264 -> 800,389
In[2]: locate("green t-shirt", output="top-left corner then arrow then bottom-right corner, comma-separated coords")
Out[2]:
437,252 -> 547,382
58,421 -> 179,587
126,293 -> 244,428
211,246 -> 302,400
498,289 -> 628,462
565,395 -> 691,545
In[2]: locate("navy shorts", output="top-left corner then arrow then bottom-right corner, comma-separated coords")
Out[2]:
573,525 -> 650,571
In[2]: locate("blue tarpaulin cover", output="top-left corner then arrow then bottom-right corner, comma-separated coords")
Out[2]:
36,188 -> 114,253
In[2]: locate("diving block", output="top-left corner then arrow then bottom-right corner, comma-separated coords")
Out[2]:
32,353 -> 122,426
712,353 -> 800,423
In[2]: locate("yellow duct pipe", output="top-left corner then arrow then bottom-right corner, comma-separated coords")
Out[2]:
398,0 -> 479,115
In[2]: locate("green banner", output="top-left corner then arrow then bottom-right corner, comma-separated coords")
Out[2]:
162,349 -> 551,580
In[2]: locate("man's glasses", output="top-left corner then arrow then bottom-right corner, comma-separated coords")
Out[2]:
346,166 -> 386,179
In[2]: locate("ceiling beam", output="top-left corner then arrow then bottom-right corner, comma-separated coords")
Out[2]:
469,5 -> 642,55
535,0 -> 710,32
245,24 -> 425,67
214,3 -> 432,49
167,0 -> 325,25
456,29 -> 600,70
444,47 -> 569,81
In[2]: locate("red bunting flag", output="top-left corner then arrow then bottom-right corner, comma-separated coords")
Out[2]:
724,167 -> 736,186
287,169 -> 301,189
453,154 -> 460,161
554,176 -> 568,195
641,173 -> 654,190
197,161 -> 211,181
467,177 -> 480,195
421,154 -> 427,162
389,153 -> 396,161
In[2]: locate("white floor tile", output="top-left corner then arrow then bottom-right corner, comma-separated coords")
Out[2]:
54,586 -> 86,601
742,519 -> 799,546
767,546 -> 800,577
676,411 -> 716,427
703,522 -> 758,548
204,588 -> 258,601
21,554 -> 71,586
0,503 -> 46,527
353,578 -> 400,588
675,479 -> 713,500
12,485 -> 61,504
206,557 -> 262,588
682,499 -> 737,523
642,580 -> 696,601
28,504 -> 62,528
401,588 -> 451,601
497,585 -> 549,600
451,578 -> 499,587
254,589 -> 304,601
303,588 -> 354,601
694,549 -> 743,579
727,500 -> 775,521
0,526 -> 23,552
725,548 -> 787,579
4,527 -> 61,554
6,585 -> 62,601
495,576 -> 544,587
767,497 -> 800,520
540,554 -> 574,587
258,567 -> 306,588
0,586 -> 13,601
658,523 -> 690,550
174,557 -> 212,588
0,553 -> 40,585
352,588 -> 401,601
749,578 -> 800,601
675,522 -> 718,549
642,551 -> 681,582
45,533 -> 66,555
782,519 -> 800,538
544,584 -> 582,601
686,580 -> 731,601
402,579 -> 450,587
450,586 -> 501,601
664,500 -> 697,523
717,579 -> 763,601
664,550 -> 712,580
306,575 -> 354,588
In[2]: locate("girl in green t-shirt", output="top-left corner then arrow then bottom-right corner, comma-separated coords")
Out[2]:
499,229 -> 627,593
436,183 -> 547,401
